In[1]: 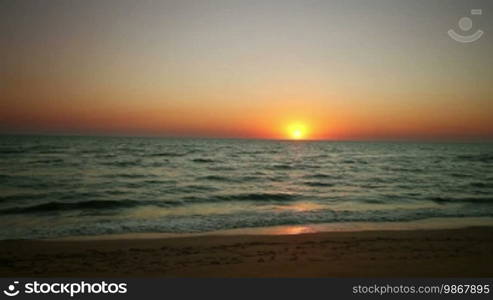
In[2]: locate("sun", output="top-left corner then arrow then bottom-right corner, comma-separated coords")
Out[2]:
292,129 -> 303,139
287,123 -> 307,140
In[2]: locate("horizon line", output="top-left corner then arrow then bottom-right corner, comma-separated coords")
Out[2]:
1,132 -> 492,143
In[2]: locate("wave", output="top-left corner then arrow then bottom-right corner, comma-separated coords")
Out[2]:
0,148 -> 25,154
4,206 -> 493,239
30,158 -> 65,164
143,179 -> 177,185
303,173 -> 338,179
456,154 -> 493,163
219,192 -> 298,202
0,199 -> 180,215
192,158 -> 216,163
0,145 -> 65,154
0,192 -> 301,215
147,152 -> 186,157
100,173 -> 157,179
207,166 -> 236,171
361,199 -> 386,204
199,175 -> 237,182
182,192 -> 299,204
294,163 -> 321,169
382,166 -> 424,173
102,160 -> 142,167
269,164 -> 293,170
430,197 -> 493,204
470,182 -> 493,188
450,173 -> 473,178
167,185 -> 220,193
197,175 -> 261,183
0,191 -> 105,203
0,193 -> 52,203
303,181 -> 335,187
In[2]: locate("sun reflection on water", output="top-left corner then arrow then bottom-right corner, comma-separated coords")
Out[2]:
274,225 -> 317,235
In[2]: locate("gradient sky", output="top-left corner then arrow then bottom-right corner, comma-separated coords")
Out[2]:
1,0 -> 492,140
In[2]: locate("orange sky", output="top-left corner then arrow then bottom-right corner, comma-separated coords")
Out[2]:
1,0 -> 492,140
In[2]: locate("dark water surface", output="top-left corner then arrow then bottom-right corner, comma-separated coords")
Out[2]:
1,136 -> 492,239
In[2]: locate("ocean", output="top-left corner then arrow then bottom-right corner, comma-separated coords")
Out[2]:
0,135 -> 492,240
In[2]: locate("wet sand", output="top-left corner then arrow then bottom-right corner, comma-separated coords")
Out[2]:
1,227 -> 492,277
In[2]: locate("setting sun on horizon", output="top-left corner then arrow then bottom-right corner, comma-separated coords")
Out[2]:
287,122 -> 309,140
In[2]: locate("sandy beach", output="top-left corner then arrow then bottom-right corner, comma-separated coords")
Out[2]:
1,226 -> 492,277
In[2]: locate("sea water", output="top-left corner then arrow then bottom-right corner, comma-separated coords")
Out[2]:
0,136 -> 492,239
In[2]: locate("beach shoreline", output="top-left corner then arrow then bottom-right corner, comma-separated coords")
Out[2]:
1,226 -> 493,277
48,217 -> 493,241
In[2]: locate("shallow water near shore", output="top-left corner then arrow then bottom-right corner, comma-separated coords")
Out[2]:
1,135 -> 492,240
54,217 -> 493,241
